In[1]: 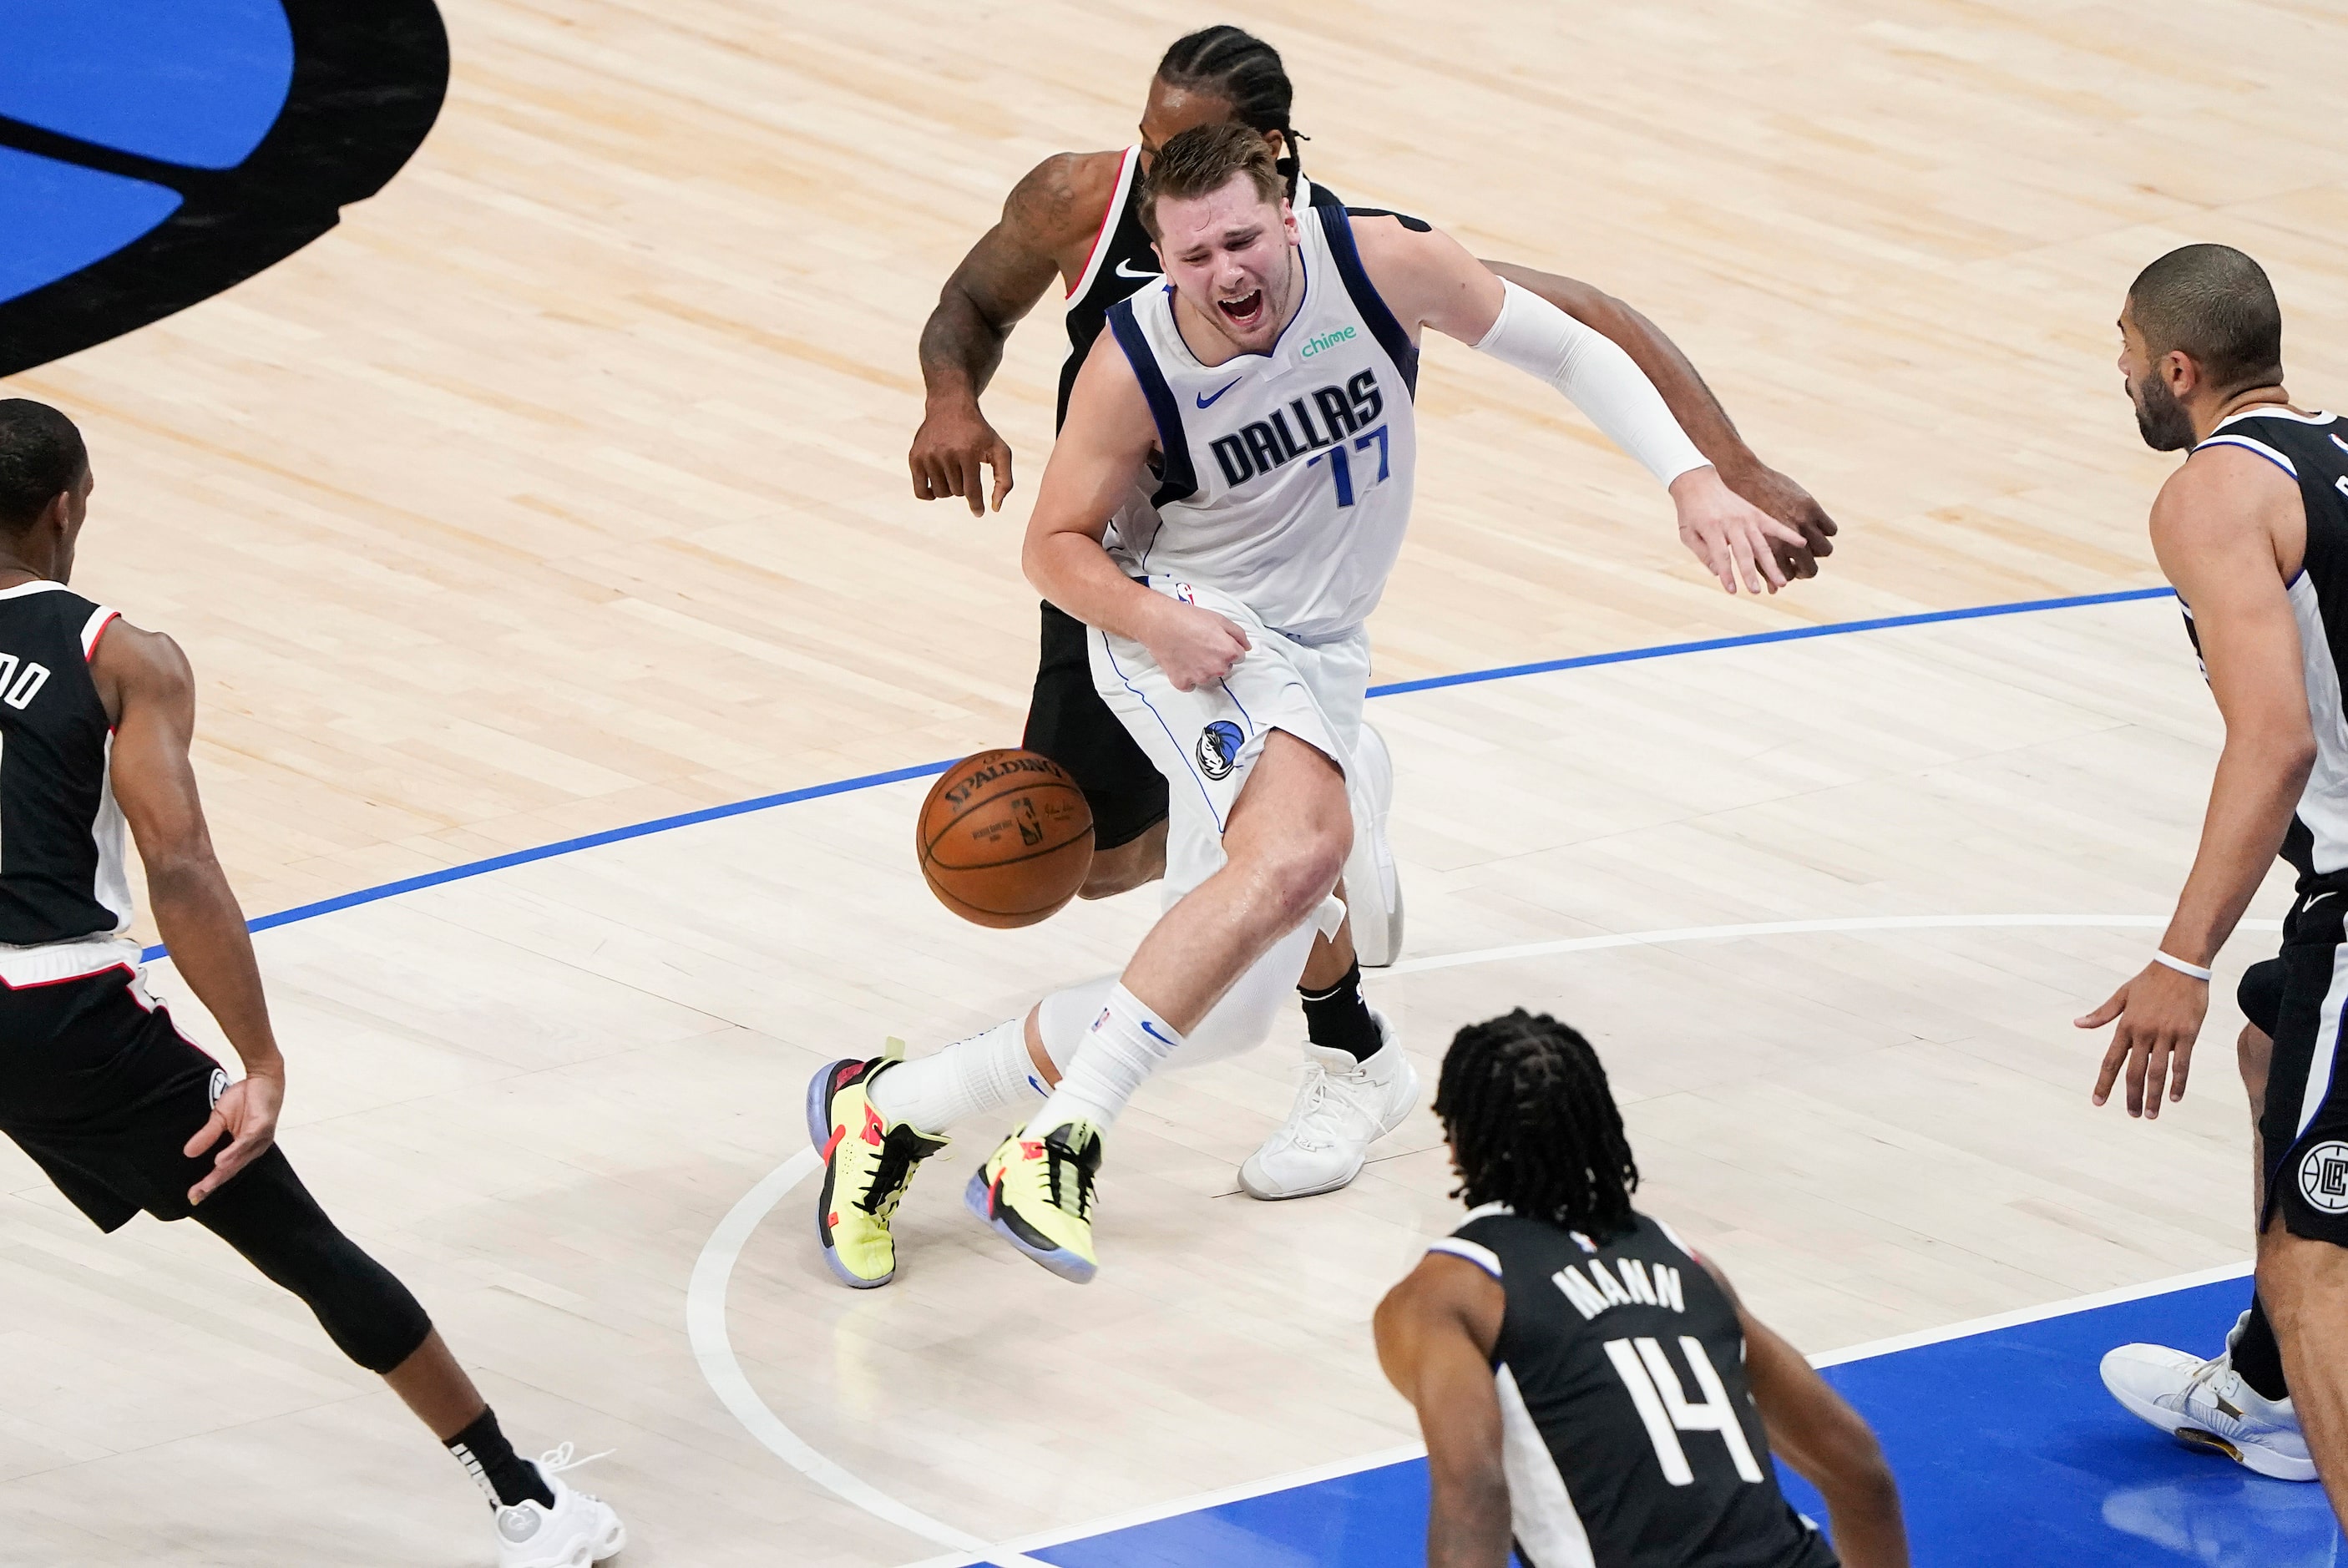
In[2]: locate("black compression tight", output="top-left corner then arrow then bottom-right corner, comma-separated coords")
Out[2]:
190,1146 -> 435,1374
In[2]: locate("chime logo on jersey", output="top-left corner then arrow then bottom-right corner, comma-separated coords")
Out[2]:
2300,1141 -> 2348,1214
1197,721 -> 1243,781
1207,369 -> 1386,487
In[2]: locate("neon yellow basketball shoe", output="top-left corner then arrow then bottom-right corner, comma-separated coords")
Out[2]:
964,1120 -> 1103,1283
807,1042 -> 948,1289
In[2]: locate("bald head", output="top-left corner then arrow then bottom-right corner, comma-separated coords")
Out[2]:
2126,244 -> 2283,397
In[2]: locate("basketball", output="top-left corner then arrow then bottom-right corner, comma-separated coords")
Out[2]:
916,748 -> 1095,927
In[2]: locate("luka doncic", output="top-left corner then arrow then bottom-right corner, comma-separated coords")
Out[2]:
1377,1012 -> 1909,1567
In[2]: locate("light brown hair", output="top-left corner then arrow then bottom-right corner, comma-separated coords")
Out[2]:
1139,122 -> 1282,240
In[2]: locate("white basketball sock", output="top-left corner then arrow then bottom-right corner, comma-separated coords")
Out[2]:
1026,984 -> 1185,1135
866,1018 -> 1045,1136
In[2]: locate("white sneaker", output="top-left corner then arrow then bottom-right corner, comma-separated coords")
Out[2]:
2100,1313 -> 2316,1482
1343,722 -> 1405,968
1240,1012 -> 1419,1200
495,1445 -> 628,1567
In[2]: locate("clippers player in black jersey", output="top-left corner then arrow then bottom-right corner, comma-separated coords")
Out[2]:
0,402 -> 624,1568
2078,246 -> 2348,1525
911,26 -> 1840,905
904,24 -> 1843,1202
1376,1011 -> 1907,1568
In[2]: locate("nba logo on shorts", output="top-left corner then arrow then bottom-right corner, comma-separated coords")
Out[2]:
2300,1141 -> 2348,1214
1197,721 -> 1243,781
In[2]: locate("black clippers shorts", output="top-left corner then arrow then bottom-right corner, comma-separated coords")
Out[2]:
0,962 -> 240,1231
1025,600 -> 1169,852
2243,888 -> 2348,1247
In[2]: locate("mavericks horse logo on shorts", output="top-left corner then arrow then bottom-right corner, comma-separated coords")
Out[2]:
1197,721 -> 1243,781
2300,1141 -> 2348,1214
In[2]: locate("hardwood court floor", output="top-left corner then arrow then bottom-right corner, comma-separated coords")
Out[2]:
0,596 -> 2295,1565
3,0 -> 2345,926
1,0 -> 2345,1563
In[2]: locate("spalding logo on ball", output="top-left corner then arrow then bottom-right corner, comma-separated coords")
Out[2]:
916,748 -> 1095,928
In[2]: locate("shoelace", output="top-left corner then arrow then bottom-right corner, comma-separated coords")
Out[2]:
2174,1357 -> 2248,1424
1283,1063 -> 1388,1153
1042,1141 -> 1098,1220
539,1441 -> 615,1477
498,1443 -> 617,1527
858,1130 -> 929,1219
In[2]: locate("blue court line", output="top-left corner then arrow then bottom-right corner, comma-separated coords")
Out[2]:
142,584 -> 2173,964
1365,585 -> 2173,697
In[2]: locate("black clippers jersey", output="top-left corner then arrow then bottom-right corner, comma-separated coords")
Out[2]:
0,582 -> 132,947
2186,408 -> 2348,879
1057,146 -> 1158,430
1434,1207 -> 1837,1568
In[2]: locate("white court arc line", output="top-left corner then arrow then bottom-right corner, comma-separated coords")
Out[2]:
687,912 -> 2285,1565
684,1151 -> 1059,1568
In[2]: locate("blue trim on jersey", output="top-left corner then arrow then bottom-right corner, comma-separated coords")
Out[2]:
2195,432 -> 2298,479
1312,188 -> 1418,398
1108,296 -> 1199,508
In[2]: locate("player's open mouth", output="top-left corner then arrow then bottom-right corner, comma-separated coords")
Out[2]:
1217,289 -> 1265,329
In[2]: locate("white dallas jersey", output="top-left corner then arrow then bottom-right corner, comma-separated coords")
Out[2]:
1103,182 -> 1419,643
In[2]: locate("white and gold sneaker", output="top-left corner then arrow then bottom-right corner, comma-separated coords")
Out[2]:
2101,1313 -> 2315,1482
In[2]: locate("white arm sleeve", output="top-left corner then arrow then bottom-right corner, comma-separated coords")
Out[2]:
1471,278 -> 1709,487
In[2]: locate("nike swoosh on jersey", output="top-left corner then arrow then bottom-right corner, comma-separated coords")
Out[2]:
1197,377 -> 1244,408
1116,259 -> 1161,280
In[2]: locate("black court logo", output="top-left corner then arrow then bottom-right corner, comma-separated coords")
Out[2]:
0,0 -> 448,377
2300,1141 -> 2348,1215
1197,720 -> 1243,781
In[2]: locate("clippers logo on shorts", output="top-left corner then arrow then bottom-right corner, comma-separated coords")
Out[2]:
2300,1141 -> 2348,1214
208,1067 -> 229,1107
1197,720 -> 1243,781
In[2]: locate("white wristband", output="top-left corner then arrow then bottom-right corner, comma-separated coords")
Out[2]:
2152,950 -> 2213,983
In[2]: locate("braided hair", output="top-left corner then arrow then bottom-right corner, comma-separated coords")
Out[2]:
1156,26 -> 1305,183
1435,1009 -> 1640,1241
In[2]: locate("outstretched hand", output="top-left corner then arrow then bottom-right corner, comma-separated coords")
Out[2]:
1725,462 -> 1838,579
909,399 -> 1015,516
2078,961 -> 2209,1120
185,1067 -> 284,1204
1670,467 -> 1809,594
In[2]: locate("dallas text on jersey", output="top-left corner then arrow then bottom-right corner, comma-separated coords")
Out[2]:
1206,369 -> 1386,487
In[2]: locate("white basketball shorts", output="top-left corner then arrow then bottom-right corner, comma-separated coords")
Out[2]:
1087,574 -> 1369,923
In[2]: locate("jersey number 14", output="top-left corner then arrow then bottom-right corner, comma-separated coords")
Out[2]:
1603,1335 -> 1766,1486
